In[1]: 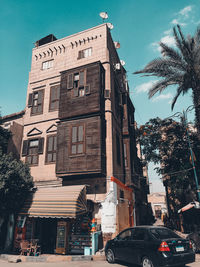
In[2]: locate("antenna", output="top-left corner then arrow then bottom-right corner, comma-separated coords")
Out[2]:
114,41 -> 120,49
99,12 -> 108,22
120,60 -> 125,66
107,23 -> 114,30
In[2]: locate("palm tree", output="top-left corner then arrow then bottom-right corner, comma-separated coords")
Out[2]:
134,25 -> 200,138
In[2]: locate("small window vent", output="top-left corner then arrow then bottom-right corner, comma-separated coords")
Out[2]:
104,89 -> 111,99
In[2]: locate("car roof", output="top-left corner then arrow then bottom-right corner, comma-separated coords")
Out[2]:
121,226 -> 167,231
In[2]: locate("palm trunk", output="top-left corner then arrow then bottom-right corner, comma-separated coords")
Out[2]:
193,88 -> 200,140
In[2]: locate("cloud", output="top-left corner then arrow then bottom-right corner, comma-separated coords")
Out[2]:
160,35 -> 175,46
151,35 -> 175,52
151,93 -> 173,102
151,42 -> 160,52
164,29 -> 171,35
135,80 -> 158,93
171,19 -> 186,26
179,6 -> 192,17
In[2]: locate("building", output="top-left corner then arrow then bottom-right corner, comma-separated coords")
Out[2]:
2,24 -> 149,254
148,192 -> 167,219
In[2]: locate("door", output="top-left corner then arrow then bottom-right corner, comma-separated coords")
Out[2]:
114,229 -> 132,261
131,228 -> 149,265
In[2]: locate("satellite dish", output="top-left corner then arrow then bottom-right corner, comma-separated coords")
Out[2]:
100,12 -> 108,21
114,42 -> 120,49
107,23 -> 114,30
120,60 -> 125,66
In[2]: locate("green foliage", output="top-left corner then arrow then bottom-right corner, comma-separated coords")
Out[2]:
134,24 -> 200,138
0,124 -> 11,155
0,153 -> 33,216
0,118 -> 33,217
137,117 -> 200,211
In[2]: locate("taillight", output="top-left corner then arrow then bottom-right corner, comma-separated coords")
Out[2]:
158,241 -> 170,252
189,240 -> 193,249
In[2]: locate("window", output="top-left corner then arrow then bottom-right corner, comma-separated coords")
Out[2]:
46,135 -> 57,163
150,228 -> 179,240
66,70 -> 91,96
22,138 -> 44,166
117,229 -> 132,241
28,89 -> 44,115
42,60 -> 53,70
124,143 -> 128,167
49,85 -> 60,111
71,125 -> 84,155
132,229 -> 146,241
26,139 -> 39,165
78,48 -> 92,59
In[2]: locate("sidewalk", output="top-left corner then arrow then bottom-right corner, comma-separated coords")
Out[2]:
0,254 -> 106,263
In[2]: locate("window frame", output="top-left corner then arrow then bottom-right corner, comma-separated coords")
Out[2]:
45,134 -> 57,164
30,89 -> 44,116
42,59 -> 54,70
77,47 -> 92,60
26,139 -> 39,166
123,142 -> 129,168
49,85 -> 60,112
70,124 -> 85,156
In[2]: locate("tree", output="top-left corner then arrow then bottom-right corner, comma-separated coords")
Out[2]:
137,117 -> 200,229
0,153 -> 33,216
0,118 -> 33,250
134,25 -> 200,138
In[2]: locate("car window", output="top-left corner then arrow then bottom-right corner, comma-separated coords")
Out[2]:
132,228 -> 146,241
117,229 -> 132,241
150,228 -> 180,239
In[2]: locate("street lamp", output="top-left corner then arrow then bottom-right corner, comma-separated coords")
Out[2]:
166,105 -> 200,203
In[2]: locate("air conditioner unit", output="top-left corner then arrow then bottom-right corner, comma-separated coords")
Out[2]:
115,63 -> 120,70
104,89 -> 111,99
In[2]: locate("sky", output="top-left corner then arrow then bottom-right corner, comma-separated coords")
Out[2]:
1,0 -> 199,193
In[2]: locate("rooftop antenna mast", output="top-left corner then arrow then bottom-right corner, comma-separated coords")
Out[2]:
99,12 -> 108,23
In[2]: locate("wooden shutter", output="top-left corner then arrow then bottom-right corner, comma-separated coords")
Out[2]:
79,71 -> 85,86
73,88 -> 79,97
37,90 -> 44,105
67,73 -> 74,89
22,140 -> 29,156
38,137 -> 44,154
77,50 -> 83,59
28,94 -> 33,107
85,85 -> 91,95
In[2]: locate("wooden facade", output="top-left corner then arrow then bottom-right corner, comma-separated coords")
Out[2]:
59,62 -> 105,120
56,115 -> 106,176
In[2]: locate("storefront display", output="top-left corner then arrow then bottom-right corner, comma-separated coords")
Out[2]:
69,214 -> 92,254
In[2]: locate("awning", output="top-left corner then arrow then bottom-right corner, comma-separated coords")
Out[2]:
19,185 -> 87,218
178,201 -> 200,213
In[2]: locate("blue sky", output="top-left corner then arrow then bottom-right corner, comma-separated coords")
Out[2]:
1,0 -> 199,192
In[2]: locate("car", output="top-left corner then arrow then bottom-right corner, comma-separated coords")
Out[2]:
187,231 -> 200,253
105,226 -> 195,267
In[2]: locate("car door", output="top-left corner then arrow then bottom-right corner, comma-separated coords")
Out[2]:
131,228 -> 149,265
114,229 -> 132,261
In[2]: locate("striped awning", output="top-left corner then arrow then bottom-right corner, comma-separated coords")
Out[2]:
19,185 -> 87,218
178,201 -> 200,213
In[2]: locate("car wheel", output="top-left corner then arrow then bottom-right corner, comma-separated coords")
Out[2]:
106,248 -> 115,263
190,239 -> 197,253
142,256 -> 155,267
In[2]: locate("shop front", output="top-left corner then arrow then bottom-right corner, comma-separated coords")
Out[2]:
14,185 -> 93,255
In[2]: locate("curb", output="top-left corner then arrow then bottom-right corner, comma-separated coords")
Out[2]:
0,254 -> 106,263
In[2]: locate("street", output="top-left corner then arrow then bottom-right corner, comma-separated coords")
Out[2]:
0,258 -> 200,267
